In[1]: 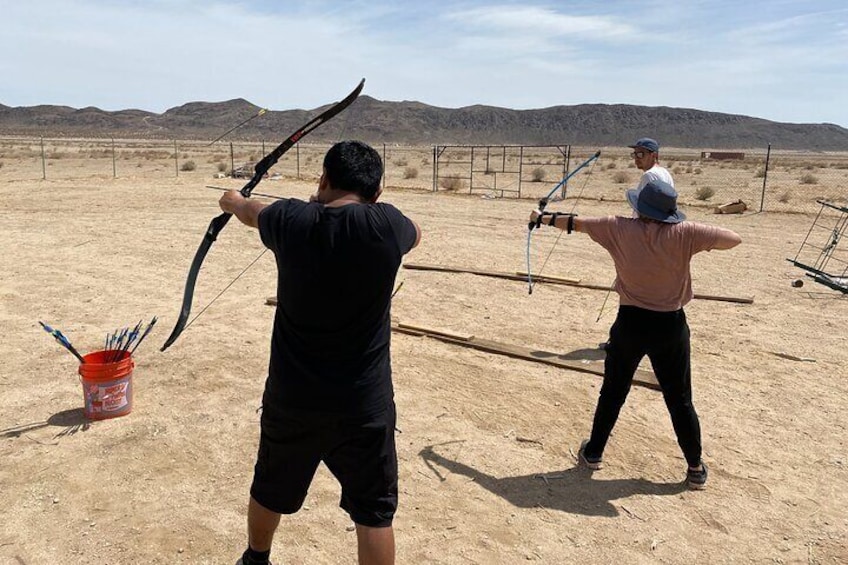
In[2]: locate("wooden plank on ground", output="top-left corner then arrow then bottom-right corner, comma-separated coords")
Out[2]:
515,271 -> 581,284
392,321 -> 660,391
405,262 -> 753,304
396,322 -> 473,341
264,296 -> 659,390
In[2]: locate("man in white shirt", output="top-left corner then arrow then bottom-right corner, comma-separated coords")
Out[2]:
629,137 -> 673,188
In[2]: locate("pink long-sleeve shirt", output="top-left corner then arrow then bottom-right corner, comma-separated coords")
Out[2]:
579,216 -> 736,311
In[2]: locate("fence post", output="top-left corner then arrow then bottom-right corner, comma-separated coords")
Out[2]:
469,146 -> 475,194
518,146 -> 524,198
174,140 -> 179,177
40,137 -> 46,180
561,145 -> 571,199
759,143 -> 771,212
432,146 -> 438,192
111,138 -> 117,178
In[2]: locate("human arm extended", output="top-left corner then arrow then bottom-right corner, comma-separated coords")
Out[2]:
711,226 -> 742,250
529,209 -> 581,233
219,190 -> 269,229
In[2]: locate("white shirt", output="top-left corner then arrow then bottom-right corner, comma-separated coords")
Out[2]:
638,165 -> 674,188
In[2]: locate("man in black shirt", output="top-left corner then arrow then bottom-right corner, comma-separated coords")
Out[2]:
220,140 -> 421,565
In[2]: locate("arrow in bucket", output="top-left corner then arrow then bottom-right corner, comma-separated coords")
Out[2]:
130,316 -> 158,355
110,320 -> 143,362
39,321 -> 86,364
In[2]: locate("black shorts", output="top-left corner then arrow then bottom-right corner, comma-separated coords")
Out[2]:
250,402 -> 398,528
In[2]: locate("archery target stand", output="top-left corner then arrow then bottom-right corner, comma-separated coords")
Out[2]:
787,200 -> 848,294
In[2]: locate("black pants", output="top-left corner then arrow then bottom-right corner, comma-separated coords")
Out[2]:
584,305 -> 702,468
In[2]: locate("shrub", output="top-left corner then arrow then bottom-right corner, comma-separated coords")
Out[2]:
0,161 -> 4,169
754,168 -> 766,178
695,186 -> 715,200
531,167 -> 546,182
216,162 -> 227,172
799,173 -> 818,184
439,176 -> 464,191
403,167 -> 418,179
604,162 -> 617,170
612,171 -> 630,184
180,160 -> 197,172
394,158 -> 408,167
672,166 -> 684,175
778,191 -> 792,203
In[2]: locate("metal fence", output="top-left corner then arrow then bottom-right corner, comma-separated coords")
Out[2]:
1,137 -> 845,215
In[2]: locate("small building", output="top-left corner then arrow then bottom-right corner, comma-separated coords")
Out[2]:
701,151 -> 745,160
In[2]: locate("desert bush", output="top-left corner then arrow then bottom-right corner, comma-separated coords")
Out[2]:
604,162 -> 617,170
754,168 -> 766,178
612,171 -> 630,184
672,166 -> 684,175
403,167 -> 418,179
439,176 -> 464,191
0,162 -> 4,169
685,166 -> 693,173
695,186 -> 715,200
394,158 -> 408,167
694,167 -> 703,175
778,191 -> 792,203
799,173 -> 818,184
531,167 -> 546,182
180,160 -> 197,172
216,162 -> 227,172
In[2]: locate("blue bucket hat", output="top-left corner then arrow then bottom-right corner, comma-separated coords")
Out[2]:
628,137 -> 660,153
626,180 -> 686,223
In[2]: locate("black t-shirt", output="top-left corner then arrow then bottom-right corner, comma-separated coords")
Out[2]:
258,198 -> 417,416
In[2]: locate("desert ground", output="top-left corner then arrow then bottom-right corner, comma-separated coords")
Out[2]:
0,142 -> 846,564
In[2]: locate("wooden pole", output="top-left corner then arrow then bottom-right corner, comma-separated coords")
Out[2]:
40,137 -> 46,180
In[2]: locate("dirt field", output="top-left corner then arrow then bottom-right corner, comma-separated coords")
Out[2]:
1,153 -> 846,564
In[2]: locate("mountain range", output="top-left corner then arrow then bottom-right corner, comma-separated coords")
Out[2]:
2,96 -> 847,151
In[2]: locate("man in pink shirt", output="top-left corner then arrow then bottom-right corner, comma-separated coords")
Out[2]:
529,180 -> 741,489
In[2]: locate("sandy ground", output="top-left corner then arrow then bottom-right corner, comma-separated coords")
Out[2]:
1,167 -> 846,564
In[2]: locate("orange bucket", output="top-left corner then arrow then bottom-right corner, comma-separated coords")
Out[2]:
78,350 -> 135,420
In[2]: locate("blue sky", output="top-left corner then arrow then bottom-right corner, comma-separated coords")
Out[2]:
2,0 -> 847,126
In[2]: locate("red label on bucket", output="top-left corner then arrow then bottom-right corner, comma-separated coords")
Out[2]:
102,382 -> 129,411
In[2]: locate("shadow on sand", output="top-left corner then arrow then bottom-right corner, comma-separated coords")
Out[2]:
0,407 -> 91,440
420,443 -> 685,517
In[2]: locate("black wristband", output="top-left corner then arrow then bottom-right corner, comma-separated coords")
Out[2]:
550,212 -> 559,227
567,215 -> 575,234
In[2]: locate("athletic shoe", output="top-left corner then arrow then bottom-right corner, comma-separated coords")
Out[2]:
687,462 -> 708,490
578,439 -> 603,470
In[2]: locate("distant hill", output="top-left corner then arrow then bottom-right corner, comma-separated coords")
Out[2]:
2,96 -> 847,151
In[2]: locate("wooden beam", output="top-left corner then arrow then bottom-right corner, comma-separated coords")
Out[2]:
264,297 -> 659,390
404,263 -> 754,304
391,322 -> 660,391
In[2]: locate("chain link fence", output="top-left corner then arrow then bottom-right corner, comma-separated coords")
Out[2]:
1,137 -> 845,215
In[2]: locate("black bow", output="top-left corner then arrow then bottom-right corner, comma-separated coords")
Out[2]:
161,79 -> 365,351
